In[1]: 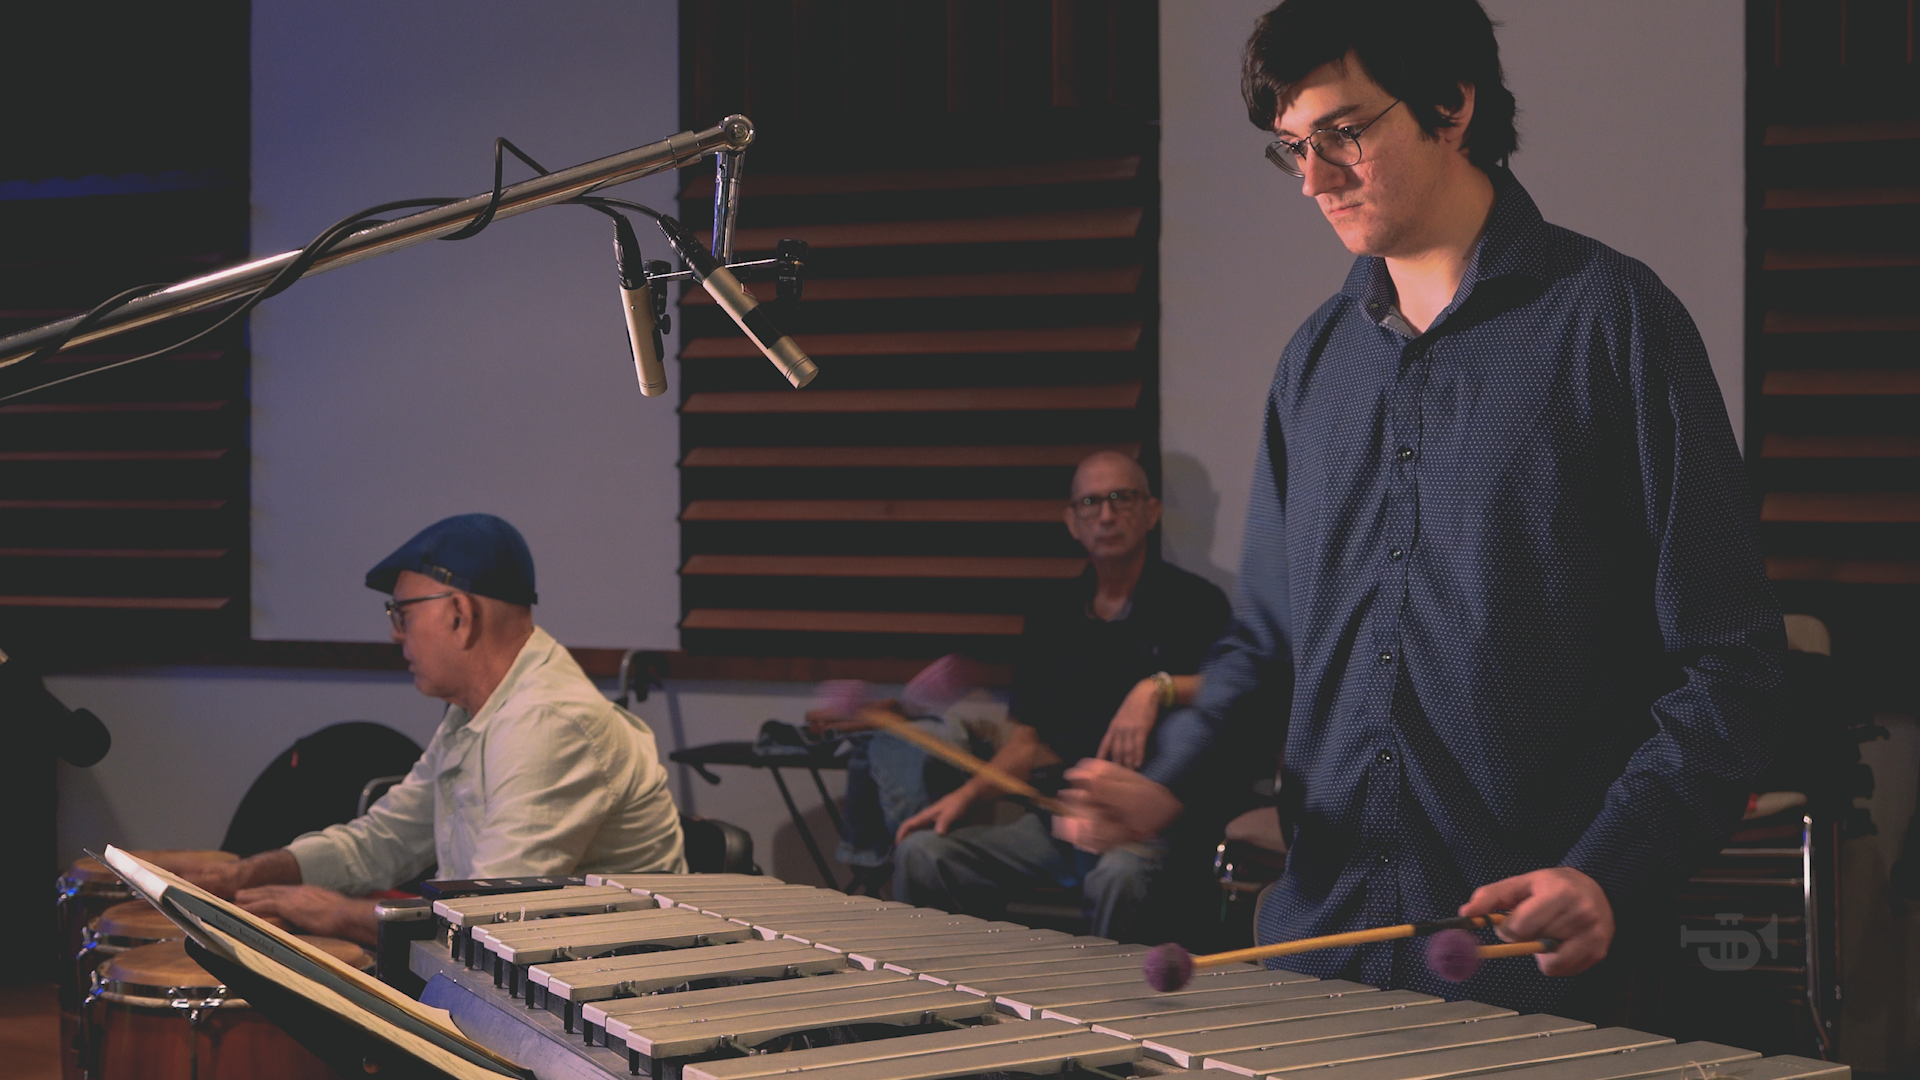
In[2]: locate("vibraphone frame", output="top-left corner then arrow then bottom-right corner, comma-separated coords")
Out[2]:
408,875 -> 1849,1080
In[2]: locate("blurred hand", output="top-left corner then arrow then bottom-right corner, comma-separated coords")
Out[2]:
805,698 -> 902,736
181,861 -> 244,900
1095,680 -> 1162,770
236,885 -> 378,947
1458,866 -> 1614,977
182,848 -> 300,900
895,789 -> 975,843
1054,758 -> 1182,853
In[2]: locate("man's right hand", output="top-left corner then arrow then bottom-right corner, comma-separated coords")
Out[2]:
1055,758 -> 1184,852
181,860 -> 245,899
182,848 -> 301,899
896,788 -> 976,843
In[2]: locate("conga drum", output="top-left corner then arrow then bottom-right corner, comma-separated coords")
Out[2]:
56,851 -> 237,1007
76,902 -> 187,1006
84,936 -> 372,1080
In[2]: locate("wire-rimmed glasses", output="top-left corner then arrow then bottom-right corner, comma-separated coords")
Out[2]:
1265,99 -> 1403,177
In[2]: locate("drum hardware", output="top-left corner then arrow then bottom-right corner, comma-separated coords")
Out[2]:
79,936 -> 368,1080
56,852 -> 236,1014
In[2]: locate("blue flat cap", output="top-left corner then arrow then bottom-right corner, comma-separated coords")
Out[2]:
365,513 -> 538,605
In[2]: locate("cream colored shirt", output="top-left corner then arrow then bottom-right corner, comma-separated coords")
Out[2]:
288,628 -> 684,893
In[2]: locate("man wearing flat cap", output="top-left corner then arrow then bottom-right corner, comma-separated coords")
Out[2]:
190,513 -> 685,944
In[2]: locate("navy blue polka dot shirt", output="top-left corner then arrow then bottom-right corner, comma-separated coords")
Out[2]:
1144,168 -> 1786,1013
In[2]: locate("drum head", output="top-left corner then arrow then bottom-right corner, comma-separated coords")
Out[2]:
103,940 -> 220,995
92,901 -> 180,943
64,850 -> 238,885
297,936 -> 375,973
101,935 -> 372,999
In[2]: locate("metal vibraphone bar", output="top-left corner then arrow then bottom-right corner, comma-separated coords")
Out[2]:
408,873 -> 1849,1080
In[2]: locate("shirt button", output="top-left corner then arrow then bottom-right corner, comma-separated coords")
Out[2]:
1378,853 -> 1391,865
1396,446 -> 1415,462
1377,650 -> 1393,665
1388,547 -> 1404,561
1377,749 -> 1393,764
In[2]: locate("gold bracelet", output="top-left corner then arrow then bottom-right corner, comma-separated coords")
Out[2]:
1150,671 -> 1176,710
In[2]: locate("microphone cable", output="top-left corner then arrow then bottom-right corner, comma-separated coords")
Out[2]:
0,132 -> 753,404
0,137 -> 571,405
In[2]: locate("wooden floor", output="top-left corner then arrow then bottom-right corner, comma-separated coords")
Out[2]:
0,983 -> 61,1080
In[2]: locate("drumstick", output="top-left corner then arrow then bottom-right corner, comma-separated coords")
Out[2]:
1425,929 -> 1558,981
855,706 -> 1071,816
1142,913 -> 1508,992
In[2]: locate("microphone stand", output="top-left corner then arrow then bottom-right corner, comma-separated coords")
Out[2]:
0,114 -> 770,369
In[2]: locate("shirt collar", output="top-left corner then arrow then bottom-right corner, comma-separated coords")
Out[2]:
1078,558 -> 1163,623
442,625 -> 556,734
1341,167 -> 1549,334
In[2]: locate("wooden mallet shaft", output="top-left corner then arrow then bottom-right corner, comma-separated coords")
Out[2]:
1477,940 -> 1553,960
856,706 -> 1071,816
1191,913 -> 1508,972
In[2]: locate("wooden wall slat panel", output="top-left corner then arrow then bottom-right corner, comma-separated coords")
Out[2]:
678,0 -> 1158,663
1750,0 -> 1919,704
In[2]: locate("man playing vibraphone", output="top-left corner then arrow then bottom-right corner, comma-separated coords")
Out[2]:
189,513 -> 686,945
1058,0 -> 1785,1020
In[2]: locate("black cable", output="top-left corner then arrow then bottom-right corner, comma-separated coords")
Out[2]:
0,198 -> 458,405
1,138 -> 678,405
576,195 -> 665,222
440,137 -> 551,241
12,282 -> 178,371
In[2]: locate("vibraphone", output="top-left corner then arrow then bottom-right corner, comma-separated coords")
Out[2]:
411,873 -> 1845,1080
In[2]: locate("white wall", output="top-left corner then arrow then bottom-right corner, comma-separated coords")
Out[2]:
1159,0 -> 1747,590
50,669 -> 856,889
249,0 -> 684,648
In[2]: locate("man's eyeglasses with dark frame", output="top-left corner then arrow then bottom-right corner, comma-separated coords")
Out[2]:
385,591 -> 456,632
1265,99 -> 1403,177
1071,488 -> 1151,519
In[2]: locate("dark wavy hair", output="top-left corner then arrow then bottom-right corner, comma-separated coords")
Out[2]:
1242,0 -> 1518,172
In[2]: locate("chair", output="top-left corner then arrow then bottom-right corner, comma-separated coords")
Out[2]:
679,814 -> 758,875
359,774 -> 408,816
222,722 -> 424,857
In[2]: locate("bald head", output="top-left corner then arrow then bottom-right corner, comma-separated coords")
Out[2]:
1069,450 -> 1150,500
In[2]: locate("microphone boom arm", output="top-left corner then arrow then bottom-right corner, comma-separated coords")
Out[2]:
0,115 -> 760,370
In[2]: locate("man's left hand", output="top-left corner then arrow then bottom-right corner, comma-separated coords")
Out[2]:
1095,680 -> 1162,769
1458,867 -> 1614,977
236,885 -> 379,948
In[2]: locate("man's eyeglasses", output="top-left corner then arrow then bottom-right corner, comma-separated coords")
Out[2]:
1071,488 -> 1150,519
1265,99 -> 1402,177
385,591 -> 455,631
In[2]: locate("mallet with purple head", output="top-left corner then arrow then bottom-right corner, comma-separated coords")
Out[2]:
1140,912 -> 1509,993
1425,929 -> 1559,982
900,653 -> 981,716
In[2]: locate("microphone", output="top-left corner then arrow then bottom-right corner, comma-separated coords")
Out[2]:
612,215 -> 668,397
0,647 -> 111,767
654,215 -> 817,389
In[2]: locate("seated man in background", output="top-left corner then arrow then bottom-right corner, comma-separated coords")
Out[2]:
892,451 -> 1233,942
190,513 -> 684,944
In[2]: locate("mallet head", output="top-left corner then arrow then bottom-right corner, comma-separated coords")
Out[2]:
901,653 -> 980,716
1425,928 -> 1484,982
813,679 -> 871,718
1142,942 -> 1195,993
